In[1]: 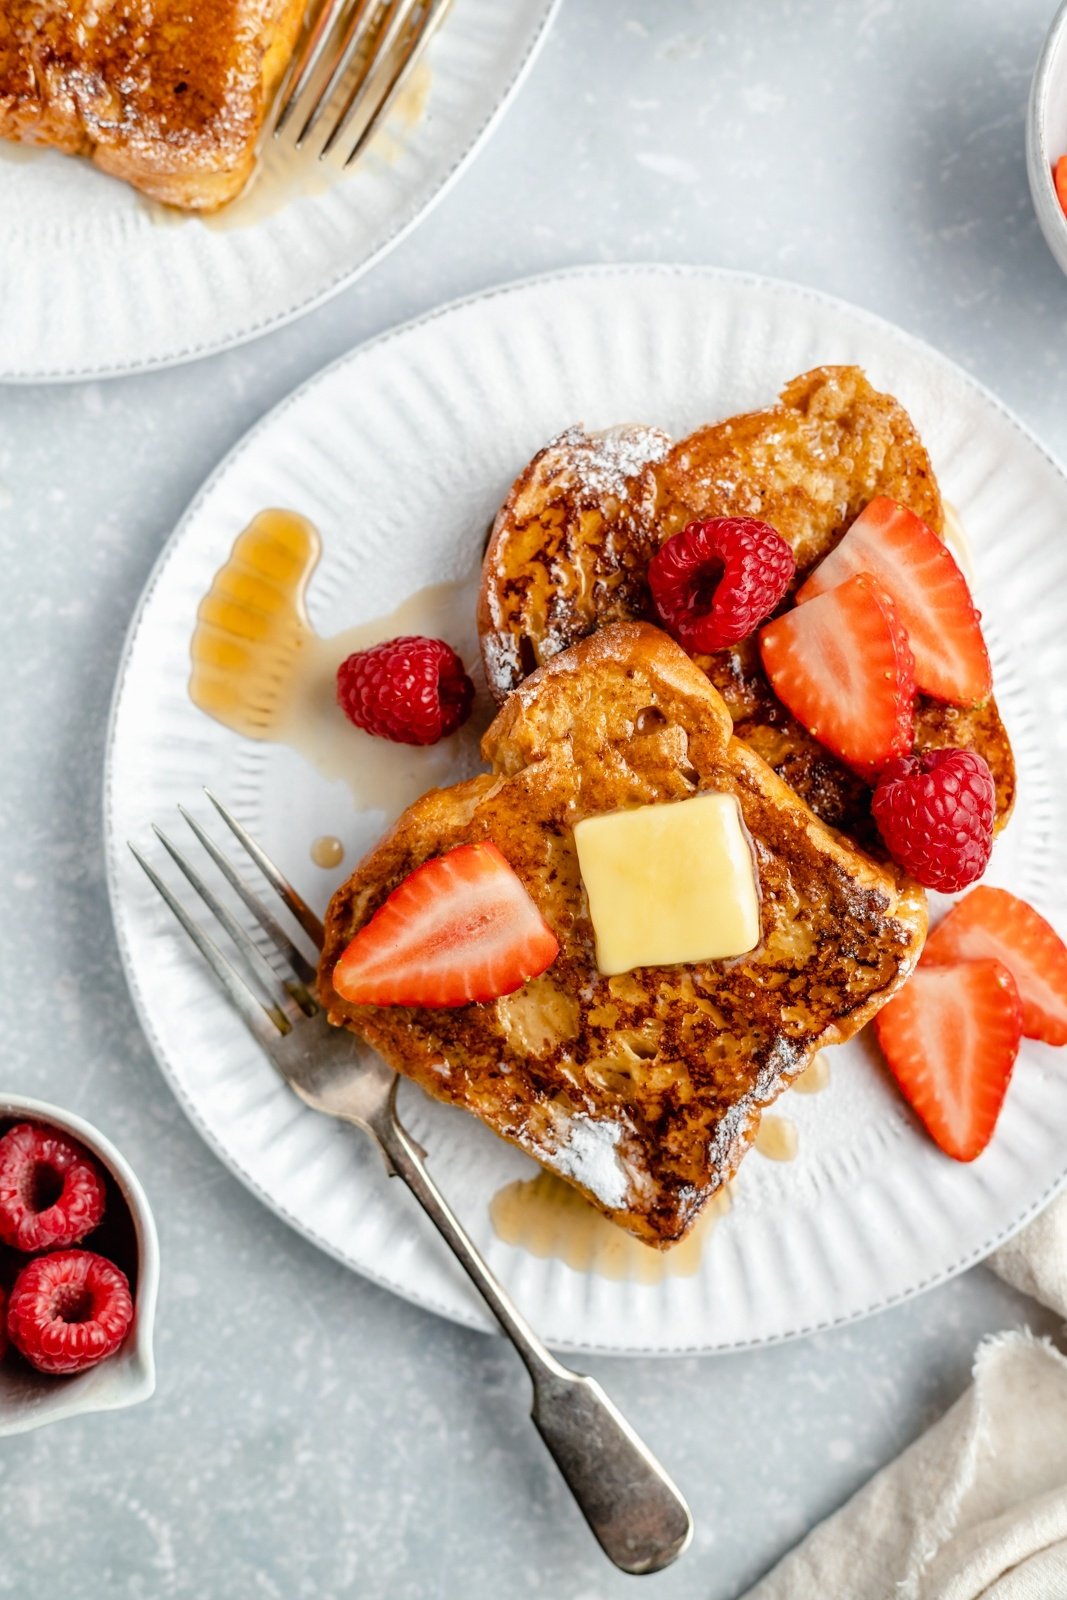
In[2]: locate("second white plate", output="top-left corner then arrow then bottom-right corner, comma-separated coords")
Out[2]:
106,265 -> 1067,1354
0,0 -> 557,382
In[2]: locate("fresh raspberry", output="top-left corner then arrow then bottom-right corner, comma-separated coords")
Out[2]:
7,1250 -> 133,1375
649,517 -> 796,652
0,1122 -> 106,1253
872,747 -> 996,892
0,1285 -> 7,1362
337,636 -> 475,746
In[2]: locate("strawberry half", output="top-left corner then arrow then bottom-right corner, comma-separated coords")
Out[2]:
795,497 -> 991,706
1056,155 -> 1067,220
758,571 -> 915,777
923,886 -> 1067,1046
332,841 -> 559,1009
874,959 -> 1022,1162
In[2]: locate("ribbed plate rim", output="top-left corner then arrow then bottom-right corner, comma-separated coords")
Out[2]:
103,263 -> 1067,1355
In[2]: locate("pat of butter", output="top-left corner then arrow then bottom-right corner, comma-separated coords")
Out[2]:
573,792 -> 760,976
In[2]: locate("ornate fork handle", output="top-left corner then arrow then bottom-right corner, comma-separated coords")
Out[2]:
368,1100 -> 692,1577
133,796 -> 692,1576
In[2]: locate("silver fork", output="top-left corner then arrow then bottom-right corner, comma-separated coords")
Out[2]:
273,0 -> 450,166
130,792 -> 693,1576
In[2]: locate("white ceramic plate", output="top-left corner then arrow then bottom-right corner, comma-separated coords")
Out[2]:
0,0 -> 557,383
105,265 -> 1067,1355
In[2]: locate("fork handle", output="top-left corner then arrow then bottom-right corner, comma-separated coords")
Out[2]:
374,1114 -> 693,1576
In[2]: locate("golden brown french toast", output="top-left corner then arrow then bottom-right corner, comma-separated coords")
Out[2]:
320,622 -> 927,1247
0,0 -> 304,210
478,367 -> 1016,845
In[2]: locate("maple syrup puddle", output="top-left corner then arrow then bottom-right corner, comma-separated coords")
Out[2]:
189,508 -> 486,824
490,1170 -> 732,1284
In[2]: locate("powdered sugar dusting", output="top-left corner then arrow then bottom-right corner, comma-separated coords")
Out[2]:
550,423 -> 671,503
544,1111 -> 632,1209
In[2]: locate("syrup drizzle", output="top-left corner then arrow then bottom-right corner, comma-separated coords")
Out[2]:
310,835 -> 344,869
189,508 -> 486,824
0,143 -> 44,166
753,1114 -> 798,1162
490,1170 -> 732,1284
492,1071 -> 814,1281
792,1052 -> 830,1094
942,501 -> 977,588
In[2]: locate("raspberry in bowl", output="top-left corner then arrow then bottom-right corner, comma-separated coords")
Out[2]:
0,1096 -> 158,1438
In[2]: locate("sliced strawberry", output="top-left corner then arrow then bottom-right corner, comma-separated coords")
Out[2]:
923,886 -> 1067,1046
874,959 -> 1022,1161
795,497 -> 991,705
333,841 -> 559,1009
1056,155 -> 1067,220
758,572 -> 915,777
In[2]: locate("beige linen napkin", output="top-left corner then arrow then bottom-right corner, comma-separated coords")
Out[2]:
989,1191 -> 1067,1320
743,1201 -> 1067,1600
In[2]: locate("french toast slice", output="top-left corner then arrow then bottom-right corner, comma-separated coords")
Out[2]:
320,622 -> 927,1247
478,366 -> 1016,846
0,0 -> 304,210
478,423 -> 671,698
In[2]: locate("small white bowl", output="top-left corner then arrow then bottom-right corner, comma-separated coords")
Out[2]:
0,1096 -> 158,1438
1028,0 -> 1067,276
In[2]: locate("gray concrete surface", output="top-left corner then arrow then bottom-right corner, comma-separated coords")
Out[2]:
1,1 -> 1065,1595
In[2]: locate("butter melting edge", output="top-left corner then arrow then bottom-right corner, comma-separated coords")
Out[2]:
573,792 -> 761,976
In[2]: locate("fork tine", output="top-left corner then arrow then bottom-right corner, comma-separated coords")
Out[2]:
319,0 -> 417,158
204,791 -> 326,950
129,845 -> 286,1046
293,0 -> 381,148
178,807 -> 318,988
337,0 -> 448,165
152,826 -> 310,1022
274,0 -> 349,136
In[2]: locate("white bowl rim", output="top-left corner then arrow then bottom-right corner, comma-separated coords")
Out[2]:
1027,0 -> 1067,265
0,1094 -> 159,1437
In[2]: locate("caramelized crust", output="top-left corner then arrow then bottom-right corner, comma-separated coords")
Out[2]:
320,623 -> 927,1247
654,365 -> 944,564
478,366 -> 1016,839
477,423 -> 671,697
0,0 -> 304,209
